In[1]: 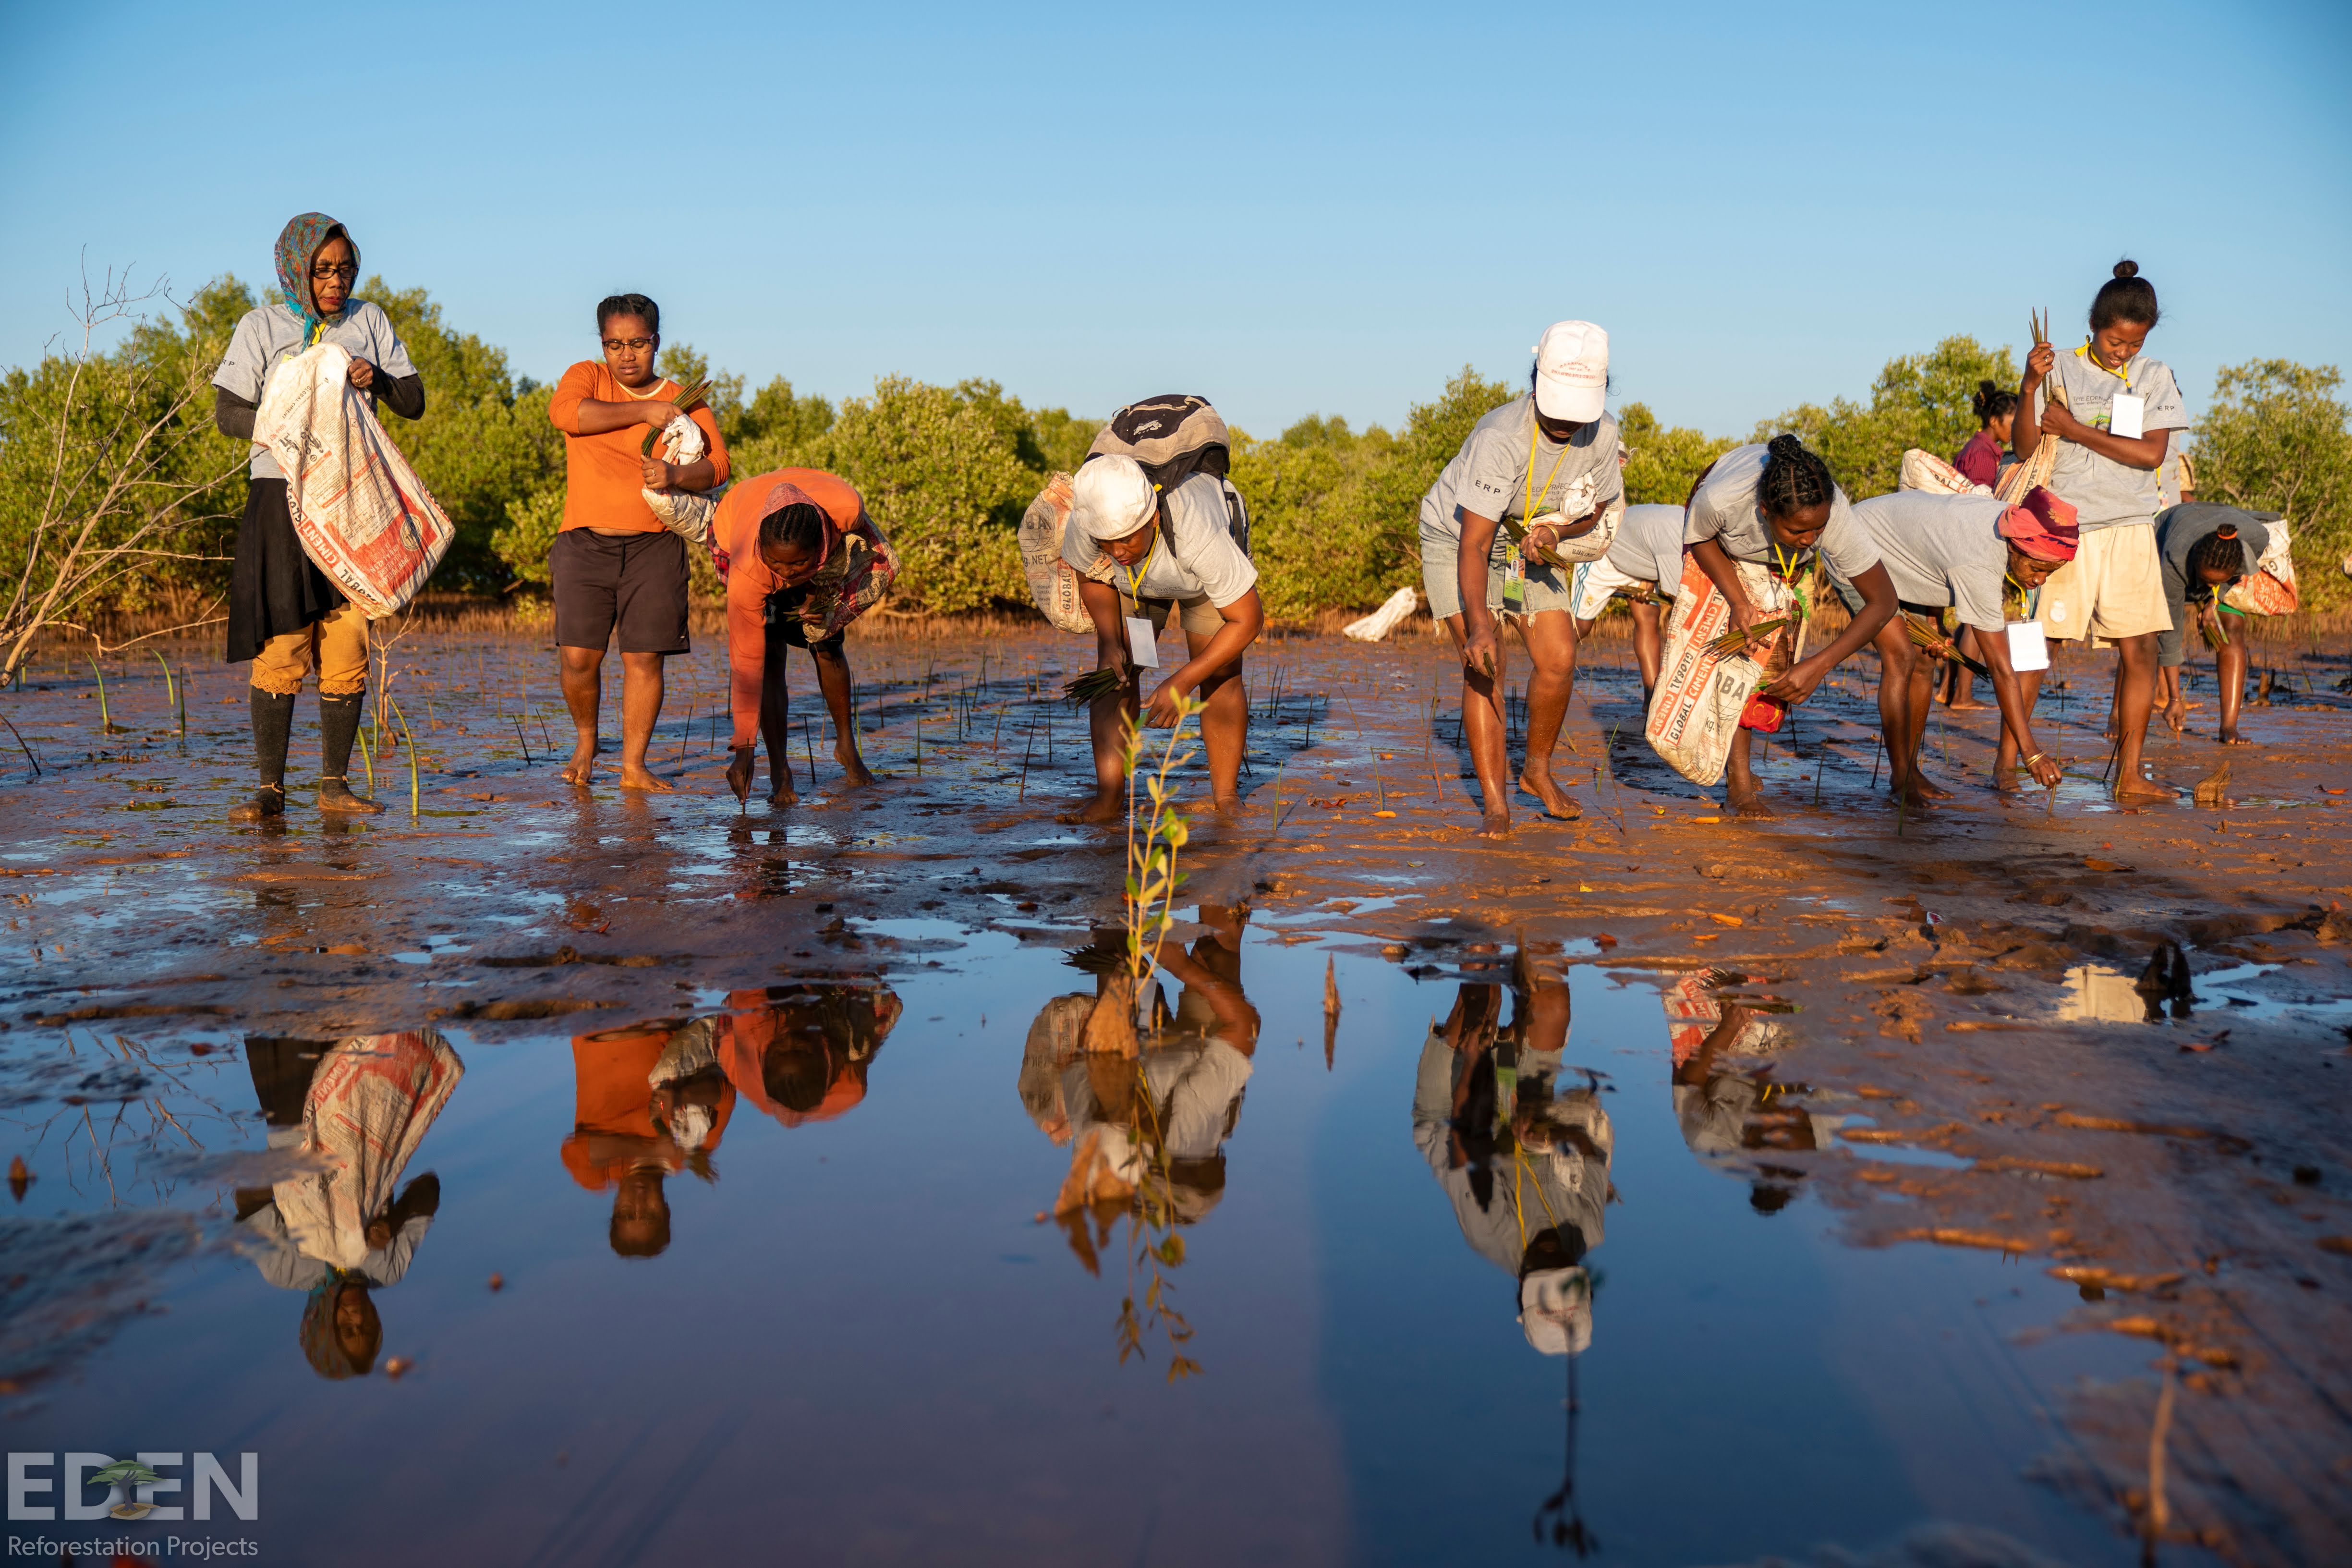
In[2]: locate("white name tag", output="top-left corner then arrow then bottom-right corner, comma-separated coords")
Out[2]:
2007,620 -> 2050,672
2109,392 -> 2146,440
1125,616 -> 1160,669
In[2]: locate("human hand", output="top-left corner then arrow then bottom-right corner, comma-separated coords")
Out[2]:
1143,679 -> 1187,728
725,746 -> 753,803
2023,749 -> 2061,789
1761,654 -> 1825,704
642,456 -> 675,490
347,359 -> 375,390
2025,343 -> 2055,383
641,400 -> 682,429
1462,620 -> 1500,679
2038,400 -> 2077,441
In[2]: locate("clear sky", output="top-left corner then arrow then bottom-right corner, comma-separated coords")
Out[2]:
5,0 -> 2348,441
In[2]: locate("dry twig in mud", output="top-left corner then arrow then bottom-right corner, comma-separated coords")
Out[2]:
2,265 -> 244,678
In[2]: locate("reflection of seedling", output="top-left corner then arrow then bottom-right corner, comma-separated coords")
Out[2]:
88,1459 -> 162,1519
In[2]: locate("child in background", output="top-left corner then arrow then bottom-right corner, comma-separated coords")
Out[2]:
2153,502 -> 2282,747
2015,261 -> 2185,802
1938,380 -> 2018,710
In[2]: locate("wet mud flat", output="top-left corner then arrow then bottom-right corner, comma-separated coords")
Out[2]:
1,626 -> 2348,1566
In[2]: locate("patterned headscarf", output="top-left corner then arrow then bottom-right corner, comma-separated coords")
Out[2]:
273,212 -> 358,343
1999,486 -> 2081,562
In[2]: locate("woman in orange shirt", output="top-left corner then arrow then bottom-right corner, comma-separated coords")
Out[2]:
545,293 -> 729,790
713,470 -> 899,805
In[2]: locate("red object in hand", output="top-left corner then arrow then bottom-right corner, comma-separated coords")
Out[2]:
1739,694 -> 1787,733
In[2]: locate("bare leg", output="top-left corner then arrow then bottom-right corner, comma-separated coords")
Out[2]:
2110,633 -> 2167,800
2216,639 -> 2251,746
1991,669 -> 2045,791
617,650 -> 671,792
1874,619 -> 1928,810
559,645 -> 605,784
1904,644 -> 1948,802
1726,728 -> 1774,818
1058,676 -> 1137,825
811,643 -> 874,786
1631,599 -> 1664,696
1444,613 -> 1513,838
758,634 -> 797,805
2157,665 -> 2185,736
1944,628 -> 1988,709
1184,629 -> 1247,811
1516,609 -> 1580,820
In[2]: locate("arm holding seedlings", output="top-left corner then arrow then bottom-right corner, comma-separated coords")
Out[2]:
1143,588 -> 1261,729
1078,578 -> 1135,688
1455,507 -> 1504,677
1762,562 -> 1896,703
1977,624 -> 2061,787
1688,535 -> 1759,637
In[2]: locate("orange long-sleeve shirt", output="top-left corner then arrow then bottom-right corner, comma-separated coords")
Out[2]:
547,362 -> 730,535
715,469 -> 871,749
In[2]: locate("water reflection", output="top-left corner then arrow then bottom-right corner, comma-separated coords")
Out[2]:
2060,941 -> 2194,1023
1411,961 -> 1611,1357
231,1031 -> 464,1379
564,985 -> 903,1257
1662,969 -> 1828,1214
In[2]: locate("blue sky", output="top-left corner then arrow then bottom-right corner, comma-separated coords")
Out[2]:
5,0 -> 2348,441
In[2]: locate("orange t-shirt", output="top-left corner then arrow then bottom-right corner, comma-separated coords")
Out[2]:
714,469 -> 866,748
547,361 -> 731,535
558,1027 -> 735,1191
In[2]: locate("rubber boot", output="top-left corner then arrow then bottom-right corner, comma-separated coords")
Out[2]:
317,693 -> 384,814
230,689 -> 294,822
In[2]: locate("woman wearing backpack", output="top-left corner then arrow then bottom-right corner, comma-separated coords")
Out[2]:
1059,454 -> 1263,824
212,212 -> 424,822
1419,322 -> 1624,838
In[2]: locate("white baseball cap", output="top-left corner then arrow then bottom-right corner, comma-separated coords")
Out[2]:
1070,456 -> 1158,541
1532,320 -> 1609,423
1518,1265 -> 1594,1357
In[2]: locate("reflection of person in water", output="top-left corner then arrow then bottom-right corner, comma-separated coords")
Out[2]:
1411,970 -> 1609,1356
717,983 -> 903,1129
1028,906 -> 1260,1269
1663,970 -> 1830,1214
562,1018 -> 737,1258
232,1032 -> 463,1379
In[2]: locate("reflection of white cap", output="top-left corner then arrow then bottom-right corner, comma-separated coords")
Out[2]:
1518,1265 -> 1593,1356
1532,321 -> 1608,423
1071,456 -> 1159,542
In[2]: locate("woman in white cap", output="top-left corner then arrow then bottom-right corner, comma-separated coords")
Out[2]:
1418,321 -> 1623,838
1058,455 -> 1264,823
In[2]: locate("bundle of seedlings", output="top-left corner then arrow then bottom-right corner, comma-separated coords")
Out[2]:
639,378 -> 715,456
1904,613 -> 1990,676
1062,667 -> 1127,706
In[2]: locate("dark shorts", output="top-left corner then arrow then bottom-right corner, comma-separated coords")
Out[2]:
762,587 -> 847,656
552,529 -> 690,654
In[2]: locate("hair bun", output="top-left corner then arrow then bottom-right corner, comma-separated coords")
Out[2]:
1766,433 -> 1805,462
2113,259 -> 2139,280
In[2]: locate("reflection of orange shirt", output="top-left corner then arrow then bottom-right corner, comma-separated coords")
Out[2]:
559,1028 -> 735,1190
717,986 -> 900,1128
547,362 -> 731,535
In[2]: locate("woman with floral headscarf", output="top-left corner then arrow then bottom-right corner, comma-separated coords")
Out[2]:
212,212 -> 425,821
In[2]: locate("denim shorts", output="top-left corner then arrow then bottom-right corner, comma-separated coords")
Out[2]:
1419,524 -> 1571,620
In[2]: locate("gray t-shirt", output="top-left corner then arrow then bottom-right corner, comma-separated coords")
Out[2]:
1060,471 -> 1257,608
213,296 -> 418,481
1604,502 -> 1689,590
1418,394 -> 1625,554
1848,492 -> 2012,632
2032,348 -> 2187,531
2156,503 -> 2275,616
1685,442 -> 1882,580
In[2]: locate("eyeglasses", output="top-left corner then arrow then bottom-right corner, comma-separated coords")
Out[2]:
310,262 -> 359,281
601,337 -> 655,353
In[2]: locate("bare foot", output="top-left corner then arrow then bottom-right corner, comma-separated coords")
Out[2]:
1212,794 -> 1243,816
834,746 -> 876,788
2115,778 -> 2173,803
1911,773 -> 1954,800
1057,793 -> 1123,825
2217,729 -> 2253,747
561,738 -> 596,786
1728,788 -> 1777,820
1895,780 -> 1937,812
1944,699 -> 1989,712
1474,811 -> 1512,839
766,781 -> 799,806
1516,769 -> 1582,820
618,764 -> 674,793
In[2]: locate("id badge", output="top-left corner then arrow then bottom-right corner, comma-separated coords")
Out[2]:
1125,615 -> 1160,669
1502,542 -> 1527,614
2109,392 -> 2146,440
2006,620 -> 2050,672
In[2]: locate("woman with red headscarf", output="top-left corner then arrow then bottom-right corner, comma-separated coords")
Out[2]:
709,470 -> 898,805
1845,487 -> 2079,805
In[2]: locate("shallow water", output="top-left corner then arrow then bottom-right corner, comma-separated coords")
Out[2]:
5,924 -> 2160,1566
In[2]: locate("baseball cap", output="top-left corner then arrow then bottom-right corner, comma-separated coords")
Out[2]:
1518,1265 -> 1593,1357
1532,321 -> 1609,423
1070,456 -> 1159,542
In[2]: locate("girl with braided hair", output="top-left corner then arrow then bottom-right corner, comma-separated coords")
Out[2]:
2152,502 -> 2281,746
1681,435 -> 1899,816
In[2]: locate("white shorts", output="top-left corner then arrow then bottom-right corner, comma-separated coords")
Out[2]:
1570,557 -> 1666,622
2038,521 -> 2169,646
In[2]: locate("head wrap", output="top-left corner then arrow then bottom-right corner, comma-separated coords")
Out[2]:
755,479 -> 839,565
1998,486 -> 2080,563
273,212 -> 356,343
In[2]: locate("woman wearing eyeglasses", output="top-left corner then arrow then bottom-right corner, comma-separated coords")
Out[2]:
212,212 -> 424,821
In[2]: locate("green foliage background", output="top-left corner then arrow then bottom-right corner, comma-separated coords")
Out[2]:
6,279 -> 2349,624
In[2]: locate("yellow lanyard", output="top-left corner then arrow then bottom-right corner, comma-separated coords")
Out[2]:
1522,413 -> 1576,532
1119,531 -> 1157,602
2073,341 -> 2132,391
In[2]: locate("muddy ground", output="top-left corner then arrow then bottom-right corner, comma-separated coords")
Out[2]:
2,622 -> 2348,1565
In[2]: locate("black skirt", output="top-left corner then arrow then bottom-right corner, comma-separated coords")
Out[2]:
225,479 -> 346,665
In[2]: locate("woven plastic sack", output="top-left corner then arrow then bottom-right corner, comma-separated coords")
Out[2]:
1018,473 -> 1097,633
1899,449 -> 1990,496
1512,472 -> 1624,567
1343,585 -> 1421,642
252,343 -> 455,618
1645,555 -> 1798,787
269,1031 -> 463,1272
644,413 -> 719,547
2222,519 -> 2298,615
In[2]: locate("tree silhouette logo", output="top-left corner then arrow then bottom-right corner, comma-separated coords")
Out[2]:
87,1460 -> 163,1520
